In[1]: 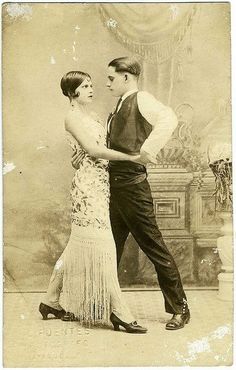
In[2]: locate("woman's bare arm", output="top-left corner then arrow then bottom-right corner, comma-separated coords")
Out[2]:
65,112 -> 140,162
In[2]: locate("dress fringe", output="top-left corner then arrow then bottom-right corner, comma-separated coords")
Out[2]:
61,226 -> 117,326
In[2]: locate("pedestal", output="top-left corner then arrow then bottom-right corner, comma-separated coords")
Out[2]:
217,212 -> 233,301
218,273 -> 233,301
138,165 -> 195,285
190,170 -> 222,286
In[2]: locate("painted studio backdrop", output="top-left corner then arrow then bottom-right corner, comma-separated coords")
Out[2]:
3,3 -> 232,292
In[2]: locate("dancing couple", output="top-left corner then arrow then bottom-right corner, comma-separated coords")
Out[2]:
39,57 -> 190,333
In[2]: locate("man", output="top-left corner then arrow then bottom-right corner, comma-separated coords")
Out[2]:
73,57 -> 190,330
108,56 -> 189,330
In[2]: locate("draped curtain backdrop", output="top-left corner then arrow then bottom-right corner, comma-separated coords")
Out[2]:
99,3 -> 197,104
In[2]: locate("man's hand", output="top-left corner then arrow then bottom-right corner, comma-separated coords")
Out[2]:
131,151 -> 157,165
139,150 -> 158,165
71,150 -> 85,170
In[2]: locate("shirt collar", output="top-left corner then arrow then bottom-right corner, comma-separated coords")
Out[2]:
121,89 -> 138,102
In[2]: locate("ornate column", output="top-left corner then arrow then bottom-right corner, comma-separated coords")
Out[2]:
201,101 -> 233,300
208,157 -> 233,301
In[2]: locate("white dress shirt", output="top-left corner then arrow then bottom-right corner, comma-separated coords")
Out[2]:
114,89 -> 178,161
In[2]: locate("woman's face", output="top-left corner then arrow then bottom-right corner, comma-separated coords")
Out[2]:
74,77 -> 93,105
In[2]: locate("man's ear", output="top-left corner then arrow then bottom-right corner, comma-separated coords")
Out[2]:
124,73 -> 129,82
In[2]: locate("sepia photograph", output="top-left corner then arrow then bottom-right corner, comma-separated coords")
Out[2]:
2,1 -> 233,367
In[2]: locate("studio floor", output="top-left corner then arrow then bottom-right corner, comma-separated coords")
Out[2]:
3,290 -> 233,367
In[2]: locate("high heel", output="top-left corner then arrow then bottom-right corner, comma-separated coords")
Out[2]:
110,313 -> 147,334
39,302 -> 66,320
113,323 -> 120,331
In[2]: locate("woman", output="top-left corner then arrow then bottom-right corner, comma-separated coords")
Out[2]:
39,71 -> 147,334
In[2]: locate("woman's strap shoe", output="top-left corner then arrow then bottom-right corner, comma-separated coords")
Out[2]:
165,310 -> 190,330
39,302 -> 66,320
110,312 -> 147,334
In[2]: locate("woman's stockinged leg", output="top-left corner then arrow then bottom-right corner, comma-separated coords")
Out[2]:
108,260 -> 147,333
108,257 -> 134,323
43,258 -> 64,311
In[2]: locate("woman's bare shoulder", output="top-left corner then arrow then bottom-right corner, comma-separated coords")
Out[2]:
65,110 -> 85,129
65,109 -> 84,121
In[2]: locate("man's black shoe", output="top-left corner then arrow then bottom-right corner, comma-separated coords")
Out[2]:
165,310 -> 190,330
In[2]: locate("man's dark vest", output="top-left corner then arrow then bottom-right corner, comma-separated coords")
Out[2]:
108,92 -> 152,187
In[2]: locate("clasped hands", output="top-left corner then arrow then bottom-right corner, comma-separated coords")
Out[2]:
132,151 -> 158,165
71,150 -> 157,170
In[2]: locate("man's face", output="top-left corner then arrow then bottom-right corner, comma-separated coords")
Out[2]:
106,66 -> 127,97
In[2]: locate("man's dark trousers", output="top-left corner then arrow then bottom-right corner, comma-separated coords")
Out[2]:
109,178 -> 187,314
